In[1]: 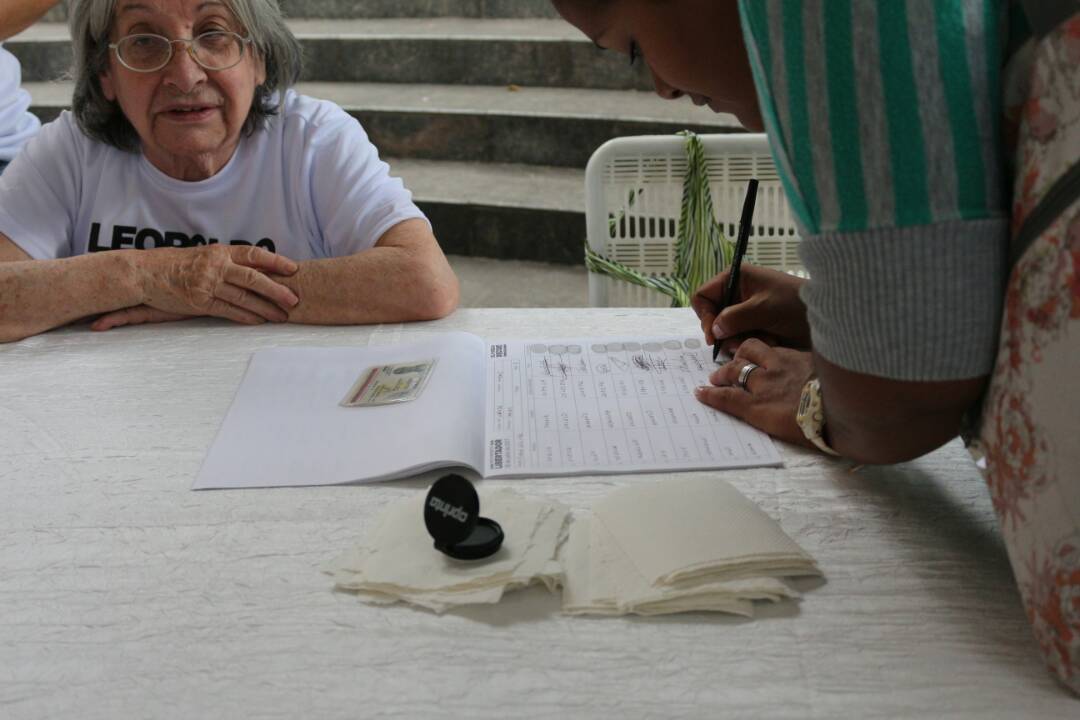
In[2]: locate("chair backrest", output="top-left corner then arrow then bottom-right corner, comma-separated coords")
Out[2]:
585,134 -> 802,307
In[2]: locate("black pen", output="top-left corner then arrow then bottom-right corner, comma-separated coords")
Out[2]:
713,178 -> 759,362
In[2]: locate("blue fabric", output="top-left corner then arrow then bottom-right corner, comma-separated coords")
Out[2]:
0,160 -> 8,176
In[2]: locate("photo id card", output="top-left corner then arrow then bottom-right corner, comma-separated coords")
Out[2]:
341,359 -> 438,407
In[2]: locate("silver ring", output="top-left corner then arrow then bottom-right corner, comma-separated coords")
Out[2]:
736,362 -> 759,390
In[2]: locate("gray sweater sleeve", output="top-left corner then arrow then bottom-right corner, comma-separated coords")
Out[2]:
798,217 -> 1009,381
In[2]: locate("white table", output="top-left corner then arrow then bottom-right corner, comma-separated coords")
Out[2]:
1,309 -> 1074,718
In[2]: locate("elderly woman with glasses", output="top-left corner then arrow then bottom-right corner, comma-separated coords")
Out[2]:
0,0 -> 459,342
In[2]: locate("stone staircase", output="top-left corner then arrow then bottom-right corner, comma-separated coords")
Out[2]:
10,0 -> 739,265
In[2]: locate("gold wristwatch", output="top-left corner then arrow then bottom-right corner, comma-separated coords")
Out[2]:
796,378 -> 840,456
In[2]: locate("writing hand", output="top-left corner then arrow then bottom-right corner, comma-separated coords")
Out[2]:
691,264 -> 811,352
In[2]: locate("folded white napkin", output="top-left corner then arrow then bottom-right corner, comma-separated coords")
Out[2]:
327,489 -> 570,613
562,477 -> 819,616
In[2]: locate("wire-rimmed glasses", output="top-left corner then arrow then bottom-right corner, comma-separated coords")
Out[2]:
108,31 -> 253,73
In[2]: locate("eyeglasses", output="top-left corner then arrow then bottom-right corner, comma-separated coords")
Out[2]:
108,31 -> 253,73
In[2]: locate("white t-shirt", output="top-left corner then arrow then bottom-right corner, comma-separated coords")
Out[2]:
0,44 -> 40,162
0,90 -> 425,259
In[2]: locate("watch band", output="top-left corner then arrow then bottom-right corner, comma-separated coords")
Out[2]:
796,378 -> 840,456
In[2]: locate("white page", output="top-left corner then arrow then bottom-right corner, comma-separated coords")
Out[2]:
194,332 -> 487,489
482,336 -> 782,477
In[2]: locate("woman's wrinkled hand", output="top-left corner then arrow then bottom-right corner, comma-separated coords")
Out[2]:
690,264 -> 811,353
694,338 -> 816,449
135,245 -> 300,324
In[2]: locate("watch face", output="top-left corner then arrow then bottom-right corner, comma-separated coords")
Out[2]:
795,380 -> 838,455
797,380 -> 817,420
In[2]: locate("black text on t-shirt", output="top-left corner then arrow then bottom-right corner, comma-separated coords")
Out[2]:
87,222 -> 277,253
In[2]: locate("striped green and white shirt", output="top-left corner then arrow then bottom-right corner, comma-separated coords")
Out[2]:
737,0 -> 1010,381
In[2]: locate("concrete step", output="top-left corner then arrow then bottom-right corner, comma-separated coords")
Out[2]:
41,0 -> 559,21
448,255 -> 588,308
10,19 -> 651,90
392,157 -> 582,212
390,158 -> 585,264
25,81 -> 735,168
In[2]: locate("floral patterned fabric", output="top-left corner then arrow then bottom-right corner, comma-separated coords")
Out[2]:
973,13 -> 1080,695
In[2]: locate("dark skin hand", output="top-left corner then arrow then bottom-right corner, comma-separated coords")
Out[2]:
695,338 -> 817,450
691,264 -> 987,464
692,265 -> 815,449
691,265 -> 811,352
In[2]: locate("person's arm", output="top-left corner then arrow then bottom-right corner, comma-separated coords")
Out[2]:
0,233 -> 301,343
694,260 -> 996,463
0,0 -> 61,40
699,338 -> 989,464
279,104 -> 459,325
814,357 -> 986,464
275,218 -> 458,325
696,337 -> 987,464
692,264 -> 988,463
92,219 -> 460,331
0,234 -> 146,342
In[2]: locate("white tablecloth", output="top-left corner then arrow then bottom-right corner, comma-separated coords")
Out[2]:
1,309 -> 1074,718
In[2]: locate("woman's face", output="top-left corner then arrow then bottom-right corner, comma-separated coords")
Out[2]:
99,0 -> 265,180
553,0 -> 761,130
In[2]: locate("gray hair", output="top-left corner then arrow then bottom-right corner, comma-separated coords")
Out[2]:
69,0 -> 303,152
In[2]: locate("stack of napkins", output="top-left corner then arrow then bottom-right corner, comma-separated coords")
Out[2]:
328,478 -> 819,617
562,477 -> 820,616
327,489 -> 570,613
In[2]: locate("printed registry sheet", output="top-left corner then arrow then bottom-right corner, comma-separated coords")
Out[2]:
484,337 -> 782,477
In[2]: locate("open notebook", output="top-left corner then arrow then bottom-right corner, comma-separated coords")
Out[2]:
194,332 -> 781,489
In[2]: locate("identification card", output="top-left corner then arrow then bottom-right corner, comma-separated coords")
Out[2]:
341,359 -> 438,407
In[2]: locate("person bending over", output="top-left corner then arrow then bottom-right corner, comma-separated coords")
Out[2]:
554,0 -> 1006,464
0,0 -> 459,342
552,0 -> 1080,693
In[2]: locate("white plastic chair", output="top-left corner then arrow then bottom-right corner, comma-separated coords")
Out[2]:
585,134 -> 802,307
